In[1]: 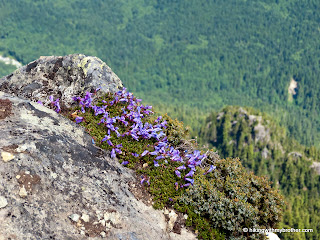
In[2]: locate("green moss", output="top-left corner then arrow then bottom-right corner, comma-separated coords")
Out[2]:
180,158 -> 285,239
162,113 -> 190,146
67,92 -> 285,240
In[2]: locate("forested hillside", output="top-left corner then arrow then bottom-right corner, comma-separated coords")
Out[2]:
199,106 -> 320,240
0,0 -> 320,148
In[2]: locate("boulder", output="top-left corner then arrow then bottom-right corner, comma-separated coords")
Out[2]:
0,56 -> 195,240
0,54 -> 123,108
311,162 -> 320,175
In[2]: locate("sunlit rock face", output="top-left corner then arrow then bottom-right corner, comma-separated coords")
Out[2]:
0,54 -> 123,108
0,55 -> 195,240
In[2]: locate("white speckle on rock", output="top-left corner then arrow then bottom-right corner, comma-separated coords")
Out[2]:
96,210 -> 103,220
81,213 -> 90,223
19,186 -> 28,198
105,222 -> 111,229
16,145 -> 27,153
16,142 -> 37,153
99,219 -> 106,226
167,210 -> 178,231
69,214 -> 80,222
100,231 -> 106,238
16,175 -> 21,179
50,172 -> 57,179
0,196 -> 8,208
1,151 -> 15,162
104,211 -> 121,226
25,170 -> 30,175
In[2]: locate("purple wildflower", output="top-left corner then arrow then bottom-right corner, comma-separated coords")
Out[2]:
175,170 -> 181,178
115,148 -> 122,154
49,96 -> 61,113
111,148 -> 116,158
72,96 -> 80,102
155,116 -> 162,123
177,165 -> 186,170
184,170 -> 194,178
101,135 -> 110,142
107,140 -> 113,146
141,150 -> 149,157
150,151 -> 159,156
140,176 -> 150,185
204,165 -> 216,175
75,116 -> 83,123
185,178 -> 195,185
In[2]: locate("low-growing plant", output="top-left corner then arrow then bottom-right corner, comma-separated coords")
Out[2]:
180,157 -> 285,239
46,89 -> 285,239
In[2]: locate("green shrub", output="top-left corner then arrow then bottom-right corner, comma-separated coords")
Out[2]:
180,157 -> 285,239
161,113 -> 190,146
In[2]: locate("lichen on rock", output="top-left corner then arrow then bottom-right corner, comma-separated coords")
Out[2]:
0,54 -> 123,108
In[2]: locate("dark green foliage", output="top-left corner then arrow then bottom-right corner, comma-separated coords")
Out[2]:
181,158 -> 284,240
174,203 -> 226,240
199,106 -> 320,239
1,0 -> 320,147
161,113 -> 190,146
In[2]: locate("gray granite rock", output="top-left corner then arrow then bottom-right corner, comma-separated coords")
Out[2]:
311,162 -> 320,175
0,54 -> 123,108
0,91 -> 195,240
0,56 -> 195,240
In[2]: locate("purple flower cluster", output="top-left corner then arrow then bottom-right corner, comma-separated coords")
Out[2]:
49,96 -> 61,113
72,91 -> 94,113
71,88 -> 215,187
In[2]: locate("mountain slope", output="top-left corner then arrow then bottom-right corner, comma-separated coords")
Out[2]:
199,106 -> 320,240
0,55 -> 285,239
0,0 -> 320,147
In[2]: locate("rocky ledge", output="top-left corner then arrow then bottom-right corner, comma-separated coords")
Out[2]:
0,55 -> 195,240
0,54 -> 123,108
